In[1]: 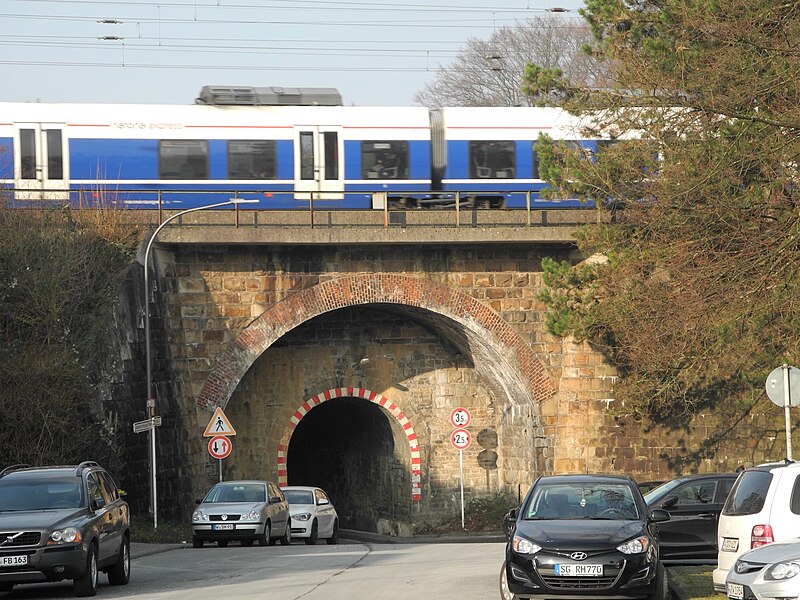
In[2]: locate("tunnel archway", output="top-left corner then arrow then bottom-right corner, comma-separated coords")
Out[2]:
284,396 -> 410,531
278,387 -> 421,507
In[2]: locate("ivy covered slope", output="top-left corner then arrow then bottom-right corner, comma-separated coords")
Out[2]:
527,1 -> 800,427
0,204 -> 141,468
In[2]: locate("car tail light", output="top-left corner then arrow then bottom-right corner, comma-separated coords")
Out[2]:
751,524 -> 774,548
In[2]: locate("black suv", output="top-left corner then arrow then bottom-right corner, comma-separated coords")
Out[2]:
501,474 -> 670,600
0,462 -> 130,597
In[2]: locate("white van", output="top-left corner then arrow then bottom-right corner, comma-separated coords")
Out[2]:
713,460 -> 800,592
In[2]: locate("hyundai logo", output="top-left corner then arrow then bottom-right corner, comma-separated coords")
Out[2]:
570,552 -> 588,561
736,562 -> 749,574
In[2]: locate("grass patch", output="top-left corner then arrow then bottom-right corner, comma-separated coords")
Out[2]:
668,566 -> 719,600
413,493 -> 515,535
130,515 -> 192,544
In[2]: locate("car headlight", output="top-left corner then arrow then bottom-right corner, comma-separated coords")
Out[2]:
512,534 -> 541,555
293,513 -> 312,522
243,510 -> 261,520
192,511 -> 209,522
766,561 -> 800,581
48,527 -> 81,545
617,536 -> 649,554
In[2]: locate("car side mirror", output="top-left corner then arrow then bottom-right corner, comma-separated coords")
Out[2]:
318,498 -> 329,505
91,497 -> 106,511
650,508 -> 670,523
195,498 -> 202,505
269,496 -> 282,504
503,508 -> 519,540
662,496 -> 679,509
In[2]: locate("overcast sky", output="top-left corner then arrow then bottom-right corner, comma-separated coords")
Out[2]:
1,0 -> 585,106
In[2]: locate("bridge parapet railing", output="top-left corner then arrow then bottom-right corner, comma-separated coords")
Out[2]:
2,187 -> 610,229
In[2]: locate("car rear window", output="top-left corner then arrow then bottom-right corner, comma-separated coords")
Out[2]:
723,470 -> 772,516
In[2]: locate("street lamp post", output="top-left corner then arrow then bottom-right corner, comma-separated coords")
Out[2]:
143,198 -> 256,529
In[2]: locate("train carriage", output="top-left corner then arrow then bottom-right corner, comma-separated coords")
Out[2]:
438,106 -> 597,209
0,87 -> 604,211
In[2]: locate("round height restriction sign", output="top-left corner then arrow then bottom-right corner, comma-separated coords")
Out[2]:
208,435 -> 232,459
450,407 -> 471,428
451,428 -> 471,450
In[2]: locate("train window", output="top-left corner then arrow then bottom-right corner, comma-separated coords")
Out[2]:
299,132 -> 314,180
361,141 -> 409,180
20,129 -> 36,180
228,140 -> 277,180
565,140 -> 592,158
159,140 -> 209,179
469,141 -> 515,179
323,132 -> 338,180
532,142 -> 540,179
46,129 -> 63,180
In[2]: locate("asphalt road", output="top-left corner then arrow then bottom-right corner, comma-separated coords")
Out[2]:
1,540 -> 507,599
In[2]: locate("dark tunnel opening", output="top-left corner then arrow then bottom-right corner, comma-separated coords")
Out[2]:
286,397 -> 408,532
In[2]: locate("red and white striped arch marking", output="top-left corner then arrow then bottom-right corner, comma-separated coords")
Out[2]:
277,387 -> 422,502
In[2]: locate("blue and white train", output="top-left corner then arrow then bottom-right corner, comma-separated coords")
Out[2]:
0,86 -> 603,210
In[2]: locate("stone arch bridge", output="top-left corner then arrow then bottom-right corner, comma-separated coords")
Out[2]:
119,209 -> 641,534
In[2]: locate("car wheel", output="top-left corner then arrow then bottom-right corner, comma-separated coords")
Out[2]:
647,562 -> 667,600
74,542 -> 99,597
499,562 -> 513,600
280,518 -> 292,545
192,536 -> 203,548
326,520 -> 339,545
218,540 -> 228,548
258,521 -> 271,546
305,520 -> 318,545
107,535 -> 130,585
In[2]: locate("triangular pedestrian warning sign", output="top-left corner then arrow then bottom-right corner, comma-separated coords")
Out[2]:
203,407 -> 236,437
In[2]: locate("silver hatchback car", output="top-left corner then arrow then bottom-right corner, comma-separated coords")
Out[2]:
726,539 -> 800,600
191,480 -> 291,548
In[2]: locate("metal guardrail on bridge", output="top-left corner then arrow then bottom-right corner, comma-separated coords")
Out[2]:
6,188 -> 610,232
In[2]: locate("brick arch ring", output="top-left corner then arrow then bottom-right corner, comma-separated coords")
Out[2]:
196,273 -> 556,413
277,387 -> 422,501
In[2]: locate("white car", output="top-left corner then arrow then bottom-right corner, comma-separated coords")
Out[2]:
726,539 -> 800,600
281,486 -> 339,545
714,461 -> 800,592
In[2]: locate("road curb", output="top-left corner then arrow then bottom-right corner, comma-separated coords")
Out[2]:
341,529 -> 505,544
130,542 -> 185,560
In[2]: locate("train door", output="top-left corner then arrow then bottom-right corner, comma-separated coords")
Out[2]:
293,126 -> 343,201
14,123 -> 69,201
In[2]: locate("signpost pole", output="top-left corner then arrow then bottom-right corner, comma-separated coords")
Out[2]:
459,448 -> 465,530
150,421 -> 157,530
219,458 -> 223,483
784,364 -> 794,461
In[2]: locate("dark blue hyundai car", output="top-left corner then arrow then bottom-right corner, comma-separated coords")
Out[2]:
501,474 -> 670,600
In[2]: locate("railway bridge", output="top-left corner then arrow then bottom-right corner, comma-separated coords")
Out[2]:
114,207 -> 727,534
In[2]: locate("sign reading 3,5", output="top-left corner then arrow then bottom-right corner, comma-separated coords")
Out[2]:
450,407 -> 471,428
